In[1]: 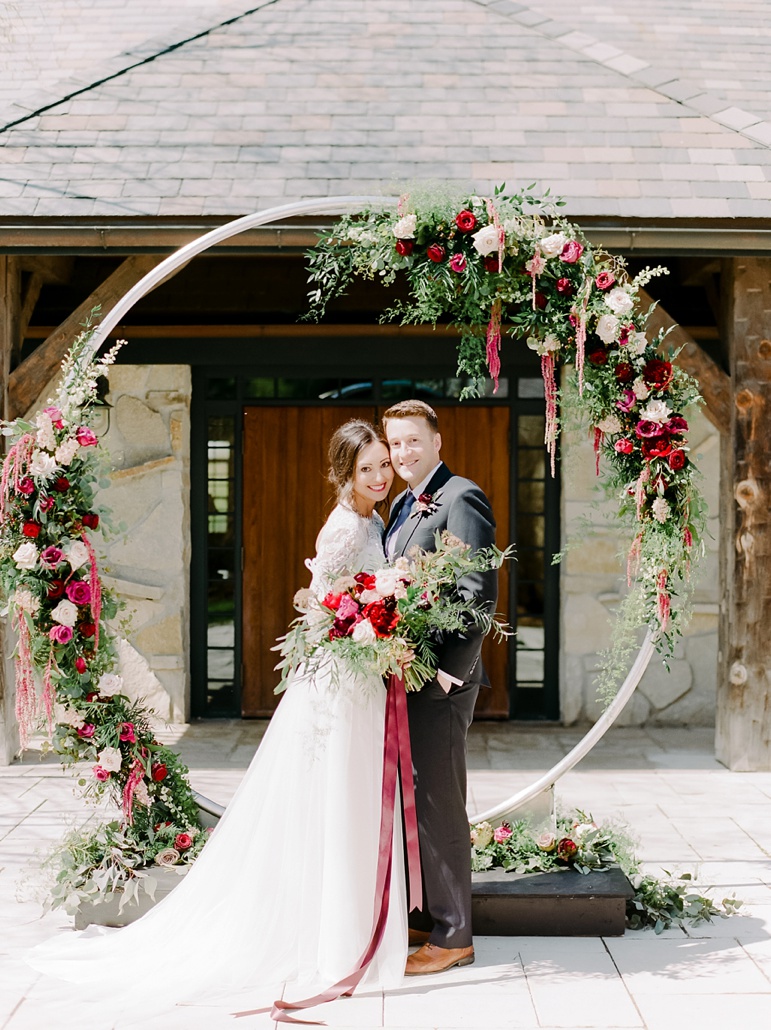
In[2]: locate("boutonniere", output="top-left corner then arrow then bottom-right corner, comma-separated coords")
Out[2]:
411,490 -> 443,519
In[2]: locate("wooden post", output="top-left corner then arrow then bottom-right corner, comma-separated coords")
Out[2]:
0,258 -> 21,762
716,257 -> 771,769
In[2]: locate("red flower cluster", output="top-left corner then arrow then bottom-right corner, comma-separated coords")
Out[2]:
321,571 -> 405,641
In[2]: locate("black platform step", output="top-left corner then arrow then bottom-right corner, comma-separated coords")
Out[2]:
471,866 -> 634,937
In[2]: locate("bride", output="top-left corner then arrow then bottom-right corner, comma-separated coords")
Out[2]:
28,419 -> 407,1016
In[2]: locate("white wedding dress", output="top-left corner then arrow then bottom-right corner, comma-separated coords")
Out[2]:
28,505 -> 407,1021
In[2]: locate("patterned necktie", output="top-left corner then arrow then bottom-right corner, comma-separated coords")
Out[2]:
386,491 -> 416,559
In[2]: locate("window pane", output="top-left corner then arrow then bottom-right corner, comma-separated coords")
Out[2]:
207,648 -> 235,680
518,480 -> 544,513
243,377 -> 275,398
518,414 -> 545,448
206,377 -> 236,399
518,377 -> 545,399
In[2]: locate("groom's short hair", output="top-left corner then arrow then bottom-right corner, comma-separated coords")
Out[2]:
382,399 -> 439,434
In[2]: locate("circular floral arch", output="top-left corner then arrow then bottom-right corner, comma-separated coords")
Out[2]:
1,193 -> 703,836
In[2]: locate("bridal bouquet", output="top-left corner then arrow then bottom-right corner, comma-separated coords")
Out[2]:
274,531 -> 512,693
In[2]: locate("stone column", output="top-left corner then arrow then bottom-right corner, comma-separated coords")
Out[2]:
716,257 -> 771,770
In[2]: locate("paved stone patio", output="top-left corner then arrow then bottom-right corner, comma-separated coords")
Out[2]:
3,723 -> 771,1029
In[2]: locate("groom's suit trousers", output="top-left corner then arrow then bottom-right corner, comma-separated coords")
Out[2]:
406,676 -> 479,949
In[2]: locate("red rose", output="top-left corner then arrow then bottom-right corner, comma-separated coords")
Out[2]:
642,438 -> 673,460
47,578 -> 66,599
635,420 -> 666,439
534,291 -> 547,310
39,496 -> 55,513
321,591 -> 343,611
22,521 -> 41,538
75,656 -> 87,674
362,599 -> 400,638
588,348 -> 608,365
483,255 -> 499,273
560,241 -> 583,263
353,572 -> 376,591
595,271 -> 615,290
557,837 -> 578,860
666,416 -> 688,435
614,362 -> 635,384
455,209 -> 477,233
53,477 -> 70,493
668,449 -> 687,470
82,512 -> 100,530
395,239 -> 413,257
555,277 -> 574,296
175,832 -> 193,851
78,622 -> 97,638
426,243 -> 446,263
85,691 -> 99,702
77,724 -> 95,738
614,438 -> 634,455
151,762 -> 168,782
17,477 -> 35,496
642,359 -> 673,390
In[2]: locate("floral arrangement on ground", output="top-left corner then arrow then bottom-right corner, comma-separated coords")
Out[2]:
470,810 -> 741,933
0,315 -> 207,913
305,183 -> 707,697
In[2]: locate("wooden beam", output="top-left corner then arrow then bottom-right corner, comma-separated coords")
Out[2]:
716,257 -> 771,770
18,256 -> 74,286
638,287 -> 731,435
7,254 -> 164,420
0,257 -> 20,420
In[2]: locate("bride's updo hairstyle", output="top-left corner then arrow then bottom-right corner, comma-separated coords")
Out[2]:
328,419 -> 388,510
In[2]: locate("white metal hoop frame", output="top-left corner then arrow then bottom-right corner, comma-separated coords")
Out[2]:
59,196 -> 655,824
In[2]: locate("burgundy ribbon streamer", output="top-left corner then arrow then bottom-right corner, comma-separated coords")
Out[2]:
260,674 -> 421,1025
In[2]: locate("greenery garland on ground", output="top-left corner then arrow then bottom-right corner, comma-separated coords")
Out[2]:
470,811 -> 741,933
305,183 -> 707,696
0,318 -> 206,911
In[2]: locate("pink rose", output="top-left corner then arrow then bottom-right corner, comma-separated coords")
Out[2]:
119,722 -> 136,743
635,420 -> 666,439
614,438 -> 634,455
93,765 -> 110,782
39,496 -> 55,513
175,833 -> 193,851
336,594 -> 361,621
17,477 -> 35,496
49,624 -> 73,644
595,271 -> 615,290
666,416 -> 688,435
78,723 -> 95,738
40,545 -> 64,569
43,406 -> 64,429
560,240 -> 584,263
493,824 -> 513,843
615,390 -> 637,414
66,580 -> 91,605
449,253 -> 467,273
76,427 -> 98,447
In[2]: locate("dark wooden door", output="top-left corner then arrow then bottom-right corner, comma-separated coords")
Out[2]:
242,404 -> 510,718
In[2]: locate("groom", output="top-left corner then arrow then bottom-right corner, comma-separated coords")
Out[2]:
382,400 -> 498,976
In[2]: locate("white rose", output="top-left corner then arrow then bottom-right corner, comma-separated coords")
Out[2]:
540,232 -> 567,258
359,588 -> 380,604
97,673 -> 124,697
51,599 -> 78,627
597,414 -> 622,434
632,378 -> 650,400
392,213 -> 416,239
64,540 -> 90,570
29,450 -> 58,477
471,224 -> 501,256
605,286 -> 634,316
652,497 -> 670,523
352,620 -> 377,644
97,746 -> 123,773
629,331 -> 648,356
595,314 -> 620,344
641,399 -> 671,424
374,568 -> 401,597
526,333 -> 560,357
133,780 -> 151,807
13,541 -> 39,570
54,437 -> 80,467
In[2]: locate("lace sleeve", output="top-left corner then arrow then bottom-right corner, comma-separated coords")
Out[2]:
308,506 -> 369,596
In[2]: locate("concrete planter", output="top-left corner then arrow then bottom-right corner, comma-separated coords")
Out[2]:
74,865 -> 188,930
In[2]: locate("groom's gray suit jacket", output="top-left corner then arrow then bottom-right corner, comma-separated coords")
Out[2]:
384,462 -> 498,686
384,462 -> 498,948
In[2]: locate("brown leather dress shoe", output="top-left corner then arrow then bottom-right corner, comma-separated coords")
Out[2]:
408,928 -> 431,946
404,942 -> 475,975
